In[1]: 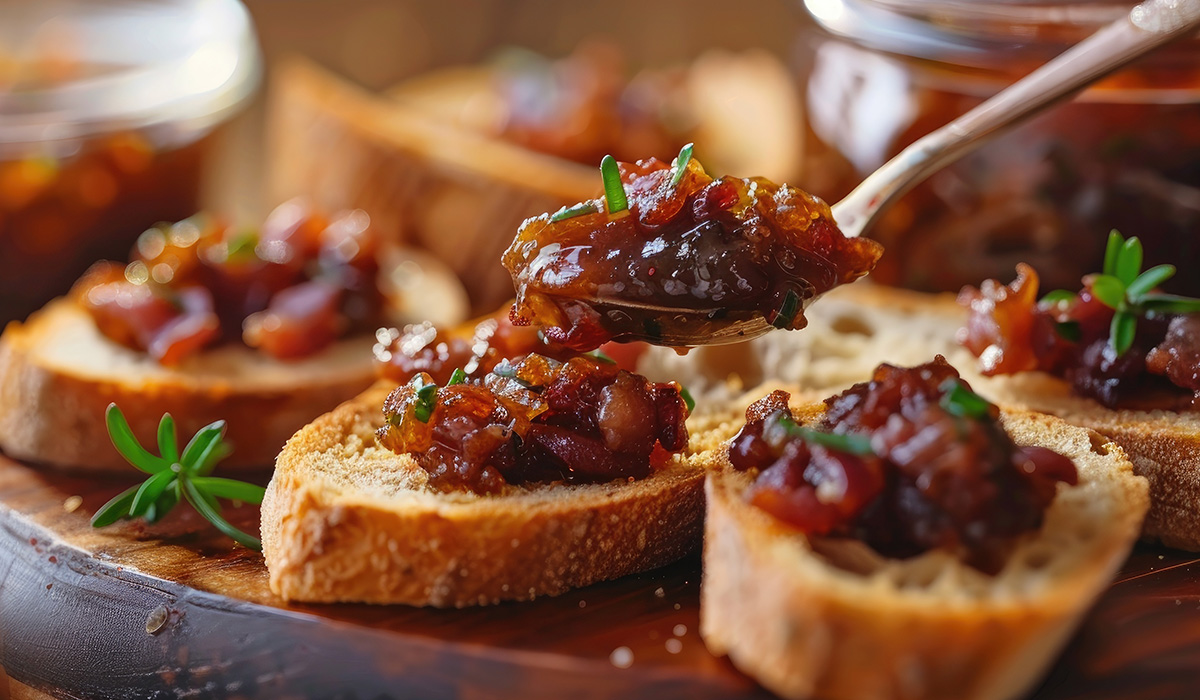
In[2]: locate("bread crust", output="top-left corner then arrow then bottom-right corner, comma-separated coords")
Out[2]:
0,299 -> 377,473
262,381 -> 713,607
700,406 -> 1148,700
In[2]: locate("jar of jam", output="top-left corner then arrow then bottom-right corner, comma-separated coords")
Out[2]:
0,0 -> 260,324
796,0 -> 1200,295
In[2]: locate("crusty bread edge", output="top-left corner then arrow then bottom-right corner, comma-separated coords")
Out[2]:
0,300 -> 377,473
700,407 -> 1149,700
262,382 -> 712,607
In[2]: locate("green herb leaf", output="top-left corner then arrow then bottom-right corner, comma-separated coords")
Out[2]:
156,414 -> 179,465
414,382 -> 437,423
549,201 -> 601,223
1115,237 -> 1143,286
679,386 -> 696,413
587,349 -> 616,364
1110,311 -> 1137,356
1056,320 -> 1082,342
189,477 -> 266,505
1103,230 -> 1124,277
1039,289 -> 1076,305
180,476 -> 262,551
771,289 -> 802,329
130,468 -> 178,518
144,487 -> 179,524
1090,274 -> 1127,310
600,155 -> 628,215
226,230 -> 259,261
447,368 -> 467,385
91,484 -> 142,528
774,415 -> 874,456
180,420 -> 228,475
1140,293 -> 1200,314
1127,264 -> 1175,300
105,404 -> 170,474
670,142 -> 694,188
938,379 -> 993,419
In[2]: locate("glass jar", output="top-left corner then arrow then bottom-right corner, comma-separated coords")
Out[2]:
0,0 -> 260,324
796,0 -> 1200,295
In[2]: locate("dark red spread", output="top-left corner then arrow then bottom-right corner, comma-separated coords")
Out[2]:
959,240 -> 1200,409
71,200 -> 382,364
375,306 -> 650,385
493,43 -> 688,166
503,155 -> 883,350
376,353 -> 689,494
728,357 -> 1077,573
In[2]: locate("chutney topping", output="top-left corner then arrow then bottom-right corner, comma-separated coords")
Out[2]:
376,353 -> 689,494
728,356 -> 1077,573
958,233 -> 1200,409
72,200 -> 383,365
502,154 -> 883,351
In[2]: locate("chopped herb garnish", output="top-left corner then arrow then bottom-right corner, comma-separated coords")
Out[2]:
447,368 -> 467,385
600,155 -> 628,215
938,379 -> 992,419
413,382 -> 438,423
679,386 -> 696,413
93,404 -> 264,550
587,349 -> 616,364
1056,320 -> 1082,342
1086,231 -> 1200,356
669,142 -> 694,188
773,414 -> 873,456
771,289 -> 801,329
550,201 -> 601,223
226,230 -> 259,261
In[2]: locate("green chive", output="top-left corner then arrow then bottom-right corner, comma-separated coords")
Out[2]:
670,142 -> 694,188
550,201 -> 601,223
600,155 -> 628,215
447,368 -> 467,385
771,289 -> 802,329
679,386 -> 696,413
414,383 -> 438,423
1127,264 -> 1175,300
938,379 -> 993,419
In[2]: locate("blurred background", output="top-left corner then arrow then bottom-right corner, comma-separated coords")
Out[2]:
2,0 -> 1198,322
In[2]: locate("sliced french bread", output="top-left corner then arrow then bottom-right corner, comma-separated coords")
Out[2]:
0,299 -> 377,472
700,402 -> 1148,700
261,381 -> 723,607
645,282 -> 1200,550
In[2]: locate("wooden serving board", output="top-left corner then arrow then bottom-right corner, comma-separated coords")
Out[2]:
1,454 -> 1199,700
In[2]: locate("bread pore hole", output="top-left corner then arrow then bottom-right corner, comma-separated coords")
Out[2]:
1087,431 -> 1111,456
829,314 -> 875,337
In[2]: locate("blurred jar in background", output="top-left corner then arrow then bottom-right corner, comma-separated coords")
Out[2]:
0,0 -> 260,324
797,0 -> 1200,294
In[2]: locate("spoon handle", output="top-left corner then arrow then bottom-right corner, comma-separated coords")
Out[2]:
832,0 -> 1200,239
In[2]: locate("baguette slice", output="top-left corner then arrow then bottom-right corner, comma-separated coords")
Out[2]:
646,281 -> 1200,550
261,381 -> 719,607
0,299 -> 377,472
701,405 -> 1148,700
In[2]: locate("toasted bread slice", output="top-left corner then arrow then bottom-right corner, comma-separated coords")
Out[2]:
645,282 -> 1200,550
0,299 -> 377,472
261,381 -> 721,607
700,404 -> 1148,700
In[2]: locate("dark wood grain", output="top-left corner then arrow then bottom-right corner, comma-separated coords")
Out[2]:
0,454 -> 1198,700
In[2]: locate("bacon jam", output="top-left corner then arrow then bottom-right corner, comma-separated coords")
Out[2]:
727,357 -> 1077,573
502,152 -> 883,351
376,353 -> 690,494
71,200 -> 382,365
958,233 -> 1200,409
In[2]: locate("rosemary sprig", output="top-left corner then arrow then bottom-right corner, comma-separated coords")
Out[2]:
92,404 -> 265,550
600,155 -> 628,215
1041,230 -> 1200,356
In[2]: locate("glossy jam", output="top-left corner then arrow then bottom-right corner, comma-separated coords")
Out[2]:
376,354 -> 689,494
728,357 -> 1077,573
503,157 -> 882,350
959,264 -> 1195,409
72,200 -> 382,365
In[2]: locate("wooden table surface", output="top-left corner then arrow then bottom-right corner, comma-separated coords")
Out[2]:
1,454 -> 1198,700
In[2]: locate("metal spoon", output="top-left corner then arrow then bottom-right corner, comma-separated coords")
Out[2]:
598,0 -> 1200,347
